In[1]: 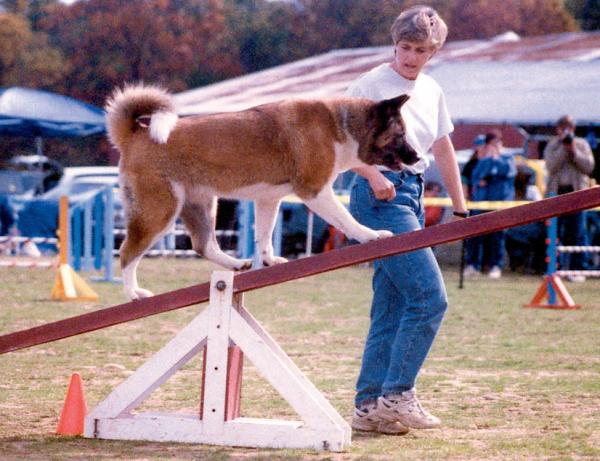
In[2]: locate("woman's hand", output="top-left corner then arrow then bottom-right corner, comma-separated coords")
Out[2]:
352,166 -> 397,201
367,171 -> 396,201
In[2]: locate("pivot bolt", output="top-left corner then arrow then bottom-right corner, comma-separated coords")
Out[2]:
216,280 -> 227,291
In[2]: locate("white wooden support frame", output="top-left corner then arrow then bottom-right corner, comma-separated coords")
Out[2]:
84,271 -> 351,451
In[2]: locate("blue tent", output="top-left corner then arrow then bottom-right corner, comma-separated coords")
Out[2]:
0,87 -> 105,138
0,88 -> 106,241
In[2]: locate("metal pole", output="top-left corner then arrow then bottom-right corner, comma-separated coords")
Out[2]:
58,196 -> 69,266
83,199 -> 93,272
459,239 -> 466,289
546,217 -> 558,305
305,210 -> 314,257
103,186 -> 115,282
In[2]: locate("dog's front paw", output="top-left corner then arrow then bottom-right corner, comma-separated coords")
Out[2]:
127,287 -> 155,300
376,230 -> 394,239
355,228 -> 393,243
233,259 -> 253,271
263,256 -> 288,267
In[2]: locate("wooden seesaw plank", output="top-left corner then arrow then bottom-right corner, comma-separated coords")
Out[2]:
1,187 -> 600,355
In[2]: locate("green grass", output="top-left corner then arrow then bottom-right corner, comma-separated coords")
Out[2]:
1,256 -> 599,460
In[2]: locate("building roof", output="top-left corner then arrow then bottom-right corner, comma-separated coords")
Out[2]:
175,31 -> 600,126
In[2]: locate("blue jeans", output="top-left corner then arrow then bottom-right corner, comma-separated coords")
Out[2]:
465,210 -> 506,270
349,171 -> 448,407
558,211 -> 588,270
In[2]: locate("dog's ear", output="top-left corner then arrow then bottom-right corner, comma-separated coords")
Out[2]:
374,94 -> 410,121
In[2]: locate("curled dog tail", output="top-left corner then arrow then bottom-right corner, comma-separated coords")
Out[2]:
105,84 -> 178,151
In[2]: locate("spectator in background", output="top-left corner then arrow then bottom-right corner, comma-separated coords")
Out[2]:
461,134 -> 486,199
544,115 -> 595,282
424,182 -> 443,227
514,164 -> 542,201
0,194 -> 15,236
463,130 -> 516,279
505,166 -> 545,273
461,134 -> 485,277
586,131 -> 599,186
0,194 -> 16,254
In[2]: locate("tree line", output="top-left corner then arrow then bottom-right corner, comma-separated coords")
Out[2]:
0,0 -> 597,164
1,0 -> 597,107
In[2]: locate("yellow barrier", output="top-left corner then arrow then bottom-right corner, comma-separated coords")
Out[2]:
424,197 -> 600,211
283,194 -> 600,211
51,195 -> 99,302
423,197 -> 532,210
282,194 -> 531,210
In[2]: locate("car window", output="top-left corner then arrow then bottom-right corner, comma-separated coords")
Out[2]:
69,182 -> 107,195
0,171 -> 45,195
68,178 -> 118,195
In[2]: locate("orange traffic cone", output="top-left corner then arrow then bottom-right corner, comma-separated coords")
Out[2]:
56,373 -> 88,436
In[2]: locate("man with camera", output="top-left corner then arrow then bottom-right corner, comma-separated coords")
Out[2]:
544,115 -> 595,282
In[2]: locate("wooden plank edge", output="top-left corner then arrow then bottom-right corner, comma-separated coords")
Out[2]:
1,187 -> 599,354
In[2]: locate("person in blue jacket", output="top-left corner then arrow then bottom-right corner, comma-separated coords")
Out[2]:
0,194 -> 15,236
0,194 -> 16,254
465,130 -> 516,279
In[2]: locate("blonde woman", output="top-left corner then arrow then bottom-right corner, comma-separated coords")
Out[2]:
347,5 -> 467,435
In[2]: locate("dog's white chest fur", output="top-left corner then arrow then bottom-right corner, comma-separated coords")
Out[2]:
334,136 -> 362,173
184,137 -> 361,203
188,183 -> 295,202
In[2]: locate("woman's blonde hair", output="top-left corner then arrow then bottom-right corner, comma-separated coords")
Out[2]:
391,5 -> 448,49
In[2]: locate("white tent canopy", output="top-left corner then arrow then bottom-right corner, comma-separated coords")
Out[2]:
429,60 -> 600,125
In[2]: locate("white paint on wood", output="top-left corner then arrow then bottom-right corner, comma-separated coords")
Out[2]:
86,309 -> 209,420
238,305 -> 351,443
202,271 -> 233,434
230,308 -> 338,430
85,270 -> 350,451
89,415 -> 345,451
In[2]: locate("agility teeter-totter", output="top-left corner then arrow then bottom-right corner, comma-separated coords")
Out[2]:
1,188 -> 600,451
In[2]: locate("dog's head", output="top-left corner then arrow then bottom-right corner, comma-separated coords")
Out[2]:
362,94 -> 419,170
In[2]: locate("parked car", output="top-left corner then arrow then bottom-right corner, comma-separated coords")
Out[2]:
16,167 -> 123,247
0,170 -> 49,240
41,165 -> 123,227
5,154 -> 64,193
0,170 -> 45,199
41,166 -> 119,199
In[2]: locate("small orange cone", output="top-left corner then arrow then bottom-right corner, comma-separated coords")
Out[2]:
56,373 -> 88,436
524,275 -> 581,310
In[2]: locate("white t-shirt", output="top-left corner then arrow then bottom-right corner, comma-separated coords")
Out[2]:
346,63 -> 453,174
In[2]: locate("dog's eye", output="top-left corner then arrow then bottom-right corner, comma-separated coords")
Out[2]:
136,115 -> 151,128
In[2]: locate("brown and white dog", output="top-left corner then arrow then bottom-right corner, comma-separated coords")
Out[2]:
106,85 -> 418,299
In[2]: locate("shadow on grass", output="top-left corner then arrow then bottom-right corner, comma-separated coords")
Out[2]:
0,435 -> 326,461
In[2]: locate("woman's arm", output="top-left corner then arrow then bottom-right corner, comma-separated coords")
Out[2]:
432,135 -> 468,214
571,139 -> 595,175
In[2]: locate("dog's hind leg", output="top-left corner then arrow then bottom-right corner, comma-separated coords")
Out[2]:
179,195 -> 252,271
303,187 -> 393,243
254,198 -> 287,266
120,180 -> 184,300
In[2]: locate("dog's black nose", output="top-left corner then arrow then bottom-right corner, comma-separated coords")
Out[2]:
400,144 -> 419,165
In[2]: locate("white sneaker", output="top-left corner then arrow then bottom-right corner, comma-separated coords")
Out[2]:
463,265 -> 480,278
351,402 -> 409,435
377,389 -> 441,429
566,274 -> 586,283
488,266 -> 502,279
